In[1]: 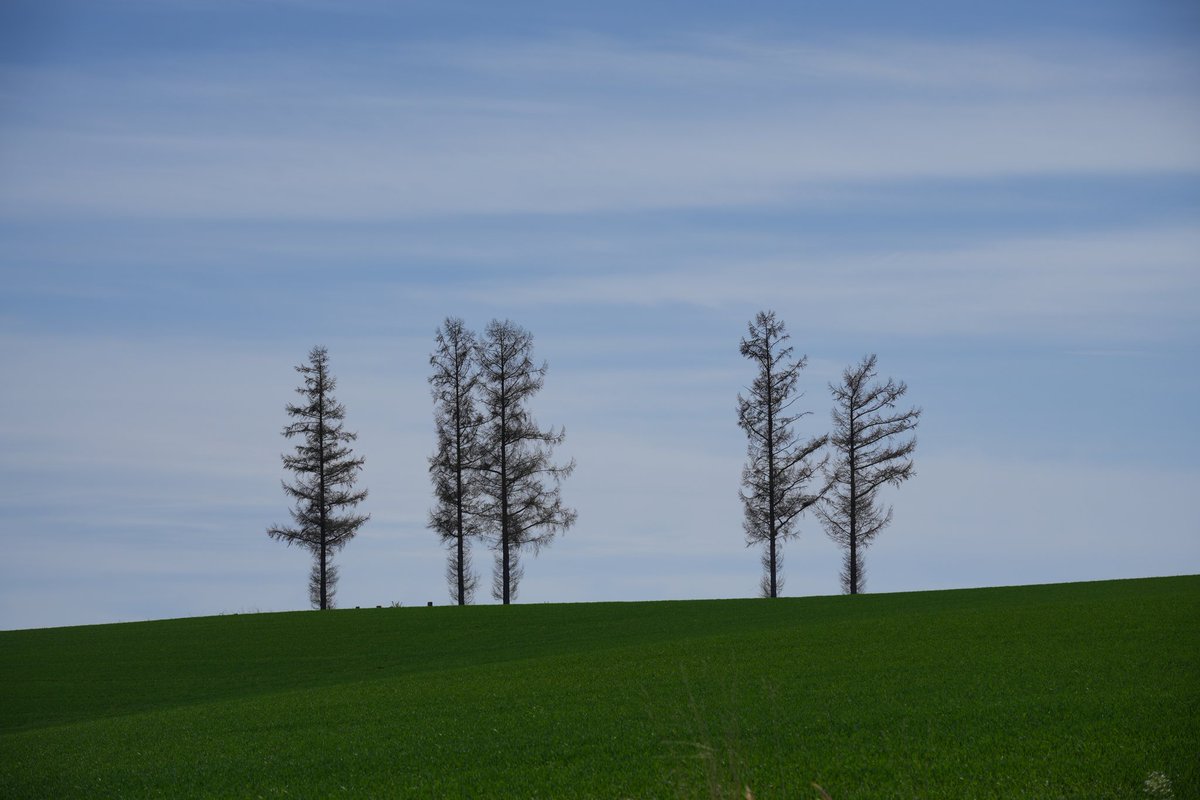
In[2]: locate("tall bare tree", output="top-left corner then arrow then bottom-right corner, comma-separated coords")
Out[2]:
476,319 -> 576,604
268,346 -> 369,610
428,317 -> 485,605
737,311 -> 829,598
817,354 -> 920,594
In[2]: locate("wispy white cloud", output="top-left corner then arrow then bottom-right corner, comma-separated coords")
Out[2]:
434,34 -> 1199,97
1,35 -> 1196,219
462,224 -> 1200,340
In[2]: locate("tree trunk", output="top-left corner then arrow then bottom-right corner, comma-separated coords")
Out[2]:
766,345 -> 777,598
769,535 -> 777,598
456,508 -> 465,605
848,404 -> 858,595
500,385 -> 510,605
319,544 -> 328,610
318,381 -> 329,610
455,383 -> 466,605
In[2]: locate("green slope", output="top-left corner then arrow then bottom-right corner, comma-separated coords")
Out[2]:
1,576 -> 1197,798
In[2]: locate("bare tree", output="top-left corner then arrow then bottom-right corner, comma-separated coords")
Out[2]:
476,319 -> 576,604
428,317 -> 485,605
737,311 -> 829,598
268,346 -> 369,610
817,354 -> 920,594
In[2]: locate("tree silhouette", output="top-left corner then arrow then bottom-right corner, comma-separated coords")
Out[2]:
737,311 -> 829,598
476,319 -> 576,604
817,354 -> 920,594
428,318 -> 485,605
267,346 -> 369,610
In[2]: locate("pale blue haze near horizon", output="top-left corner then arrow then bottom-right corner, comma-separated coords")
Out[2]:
1,0 -> 1198,630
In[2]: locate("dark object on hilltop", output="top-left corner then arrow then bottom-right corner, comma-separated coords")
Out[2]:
737,310 -> 829,598
475,319 -> 576,604
817,354 -> 919,594
267,345 -> 369,610
428,317 -> 486,605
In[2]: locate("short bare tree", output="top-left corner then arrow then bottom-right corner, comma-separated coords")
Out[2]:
475,319 -> 576,604
817,354 -> 920,594
737,311 -> 829,598
428,318 -> 485,605
268,346 -> 369,610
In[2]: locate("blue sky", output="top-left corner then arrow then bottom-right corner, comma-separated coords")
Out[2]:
1,0 -> 1197,629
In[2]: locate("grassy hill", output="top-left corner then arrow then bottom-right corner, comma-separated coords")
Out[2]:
1,576 -> 1196,798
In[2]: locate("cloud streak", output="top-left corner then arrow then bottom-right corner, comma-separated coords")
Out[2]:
463,224 -> 1200,340
2,35 -> 1197,219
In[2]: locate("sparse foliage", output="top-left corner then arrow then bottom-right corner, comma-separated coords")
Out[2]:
428,318 -> 485,605
267,346 -> 369,610
736,311 -> 829,598
817,354 -> 919,594
475,319 -> 576,604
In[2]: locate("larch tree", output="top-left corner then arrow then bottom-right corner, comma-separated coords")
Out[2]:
267,345 -> 369,610
737,310 -> 829,598
476,319 -> 576,604
817,354 -> 920,595
428,317 -> 485,605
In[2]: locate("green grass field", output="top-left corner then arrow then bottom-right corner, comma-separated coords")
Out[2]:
1,576 -> 1197,798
